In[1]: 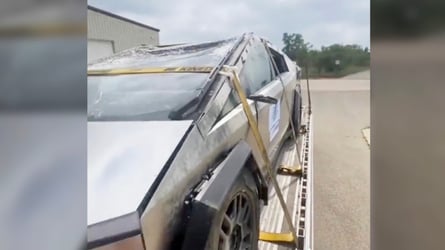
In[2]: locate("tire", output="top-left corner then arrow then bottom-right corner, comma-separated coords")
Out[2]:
292,90 -> 302,136
206,168 -> 260,250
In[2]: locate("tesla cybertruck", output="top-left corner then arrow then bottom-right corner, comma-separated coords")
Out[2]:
87,33 -> 303,250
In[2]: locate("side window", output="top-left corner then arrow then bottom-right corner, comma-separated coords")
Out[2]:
268,48 -> 289,75
239,40 -> 275,96
217,40 -> 277,120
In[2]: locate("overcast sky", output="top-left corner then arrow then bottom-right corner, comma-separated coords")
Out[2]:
89,0 -> 369,49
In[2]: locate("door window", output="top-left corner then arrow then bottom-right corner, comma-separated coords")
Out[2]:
218,39 -> 276,119
267,47 -> 289,75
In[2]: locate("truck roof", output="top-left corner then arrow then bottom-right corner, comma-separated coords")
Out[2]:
88,37 -> 239,71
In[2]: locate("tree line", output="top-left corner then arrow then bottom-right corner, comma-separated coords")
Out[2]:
282,33 -> 370,78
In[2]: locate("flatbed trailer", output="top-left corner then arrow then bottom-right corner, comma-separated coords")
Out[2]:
259,107 -> 314,250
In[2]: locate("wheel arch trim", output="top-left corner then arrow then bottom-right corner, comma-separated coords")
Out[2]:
179,140 -> 265,249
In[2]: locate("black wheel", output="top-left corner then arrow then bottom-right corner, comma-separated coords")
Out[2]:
292,89 -> 302,136
207,169 -> 259,250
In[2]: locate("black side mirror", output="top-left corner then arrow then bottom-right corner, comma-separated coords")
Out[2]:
248,95 -> 278,104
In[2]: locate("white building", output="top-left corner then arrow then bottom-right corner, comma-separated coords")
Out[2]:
88,5 -> 160,63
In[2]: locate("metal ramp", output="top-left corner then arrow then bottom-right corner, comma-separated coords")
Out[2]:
259,109 -> 314,250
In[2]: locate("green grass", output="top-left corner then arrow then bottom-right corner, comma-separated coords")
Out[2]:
303,65 -> 369,79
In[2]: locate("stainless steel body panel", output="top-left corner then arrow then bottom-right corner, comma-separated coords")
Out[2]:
88,120 -> 192,225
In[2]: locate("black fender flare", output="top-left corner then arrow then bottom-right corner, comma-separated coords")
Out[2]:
180,140 -> 267,250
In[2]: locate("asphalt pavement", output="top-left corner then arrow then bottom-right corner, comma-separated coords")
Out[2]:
302,75 -> 370,250
341,70 -> 370,80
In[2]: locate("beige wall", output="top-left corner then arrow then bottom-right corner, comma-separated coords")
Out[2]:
88,9 -> 159,53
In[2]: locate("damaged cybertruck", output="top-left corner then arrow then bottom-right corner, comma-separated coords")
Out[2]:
87,33 -> 303,250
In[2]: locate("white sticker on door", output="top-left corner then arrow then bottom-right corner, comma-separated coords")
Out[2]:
269,99 -> 280,141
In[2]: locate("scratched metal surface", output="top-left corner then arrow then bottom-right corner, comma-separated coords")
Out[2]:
87,120 -> 193,225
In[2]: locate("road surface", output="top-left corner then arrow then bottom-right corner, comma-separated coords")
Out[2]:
342,70 -> 370,80
302,77 -> 370,250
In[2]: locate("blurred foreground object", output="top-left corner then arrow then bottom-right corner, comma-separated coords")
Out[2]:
0,1 -> 85,37
0,0 -> 86,250
372,1 -> 445,250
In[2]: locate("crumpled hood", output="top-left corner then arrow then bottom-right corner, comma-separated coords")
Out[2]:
87,120 -> 192,226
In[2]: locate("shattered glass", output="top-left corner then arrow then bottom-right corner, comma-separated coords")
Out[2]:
88,37 -> 238,121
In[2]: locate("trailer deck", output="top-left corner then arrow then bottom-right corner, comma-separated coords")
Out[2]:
259,108 -> 313,250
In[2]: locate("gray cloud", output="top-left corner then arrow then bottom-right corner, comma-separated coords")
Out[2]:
89,0 -> 369,49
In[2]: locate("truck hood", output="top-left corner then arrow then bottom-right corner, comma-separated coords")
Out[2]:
87,120 -> 193,226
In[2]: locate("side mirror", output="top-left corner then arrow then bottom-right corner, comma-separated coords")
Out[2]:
248,95 -> 278,104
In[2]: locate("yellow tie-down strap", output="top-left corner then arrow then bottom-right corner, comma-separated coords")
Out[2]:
278,164 -> 302,176
219,66 -> 299,247
259,232 -> 295,244
87,66 -> 214,76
